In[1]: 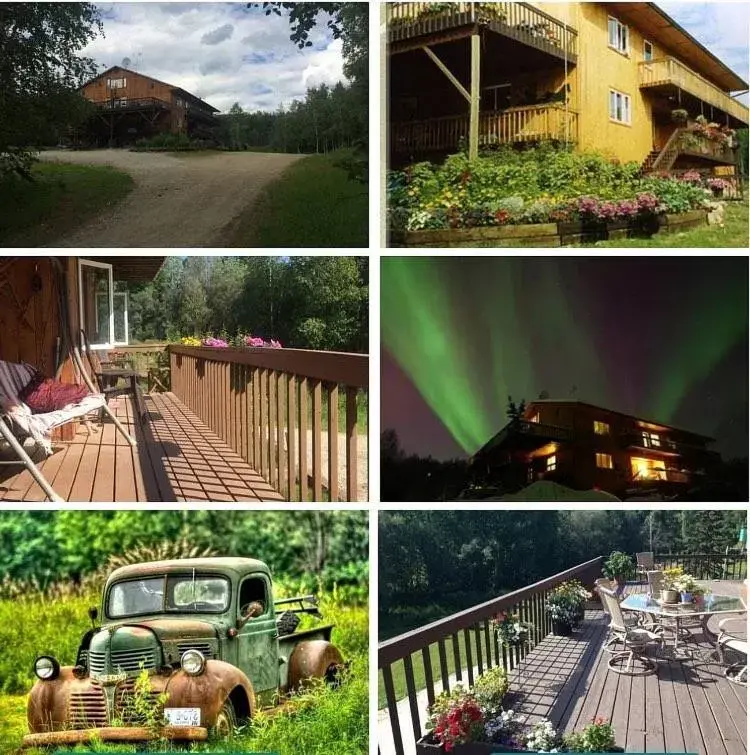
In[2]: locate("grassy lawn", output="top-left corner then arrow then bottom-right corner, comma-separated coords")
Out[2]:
229,149 -> 368,248
0,162 -> 134,247
377,628 -> 531,710
573,200 -> 749,248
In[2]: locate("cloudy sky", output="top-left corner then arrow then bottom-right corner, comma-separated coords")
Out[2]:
660,1 -> 750,100
84,3 -> 347,114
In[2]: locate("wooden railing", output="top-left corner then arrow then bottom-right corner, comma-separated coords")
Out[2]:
678,130 -> 737,164
91,97 -> 171,111
391,105 -> 577,153
653,553 -> 747,581
169,346 -> 368,502
639,58 -> 749,124
378,557 -> 604,755
387,2 -> 578,58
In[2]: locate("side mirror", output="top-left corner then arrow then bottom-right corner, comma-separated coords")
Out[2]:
88,606 -> 99,624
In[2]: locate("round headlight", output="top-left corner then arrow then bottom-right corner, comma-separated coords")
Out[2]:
34,656 -> 60,681
180,649 -> 206,676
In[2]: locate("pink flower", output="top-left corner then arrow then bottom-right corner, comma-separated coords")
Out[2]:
270,339 -> 282,348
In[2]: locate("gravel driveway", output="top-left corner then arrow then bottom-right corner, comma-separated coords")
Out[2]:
38,149 -> 303,247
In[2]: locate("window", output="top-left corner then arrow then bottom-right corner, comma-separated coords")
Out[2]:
609,90 -> 631,125
239,576 -> 269,618
79,260 -> 113,348
631,457 -> 666,481
643,40 -> 653,61
529,413 -> 540,423
546,454 -> 557,472
608,16 -> 629,54
596,453 -> 613,469
642,431 -> 661,448
593,421 -> 610,435
107,77 -> 127,89
113,98 -> 128,107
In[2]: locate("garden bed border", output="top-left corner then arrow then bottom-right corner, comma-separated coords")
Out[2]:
389,210 -> 709,248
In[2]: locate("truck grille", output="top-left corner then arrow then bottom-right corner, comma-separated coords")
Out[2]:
68,686 -> 108,728
176,642 -> 213,659
114,679 -> 163,723
89,649 -> 157,675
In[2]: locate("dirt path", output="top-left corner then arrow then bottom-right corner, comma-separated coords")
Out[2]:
306,429 -> 369,502
38,149 -> 303,247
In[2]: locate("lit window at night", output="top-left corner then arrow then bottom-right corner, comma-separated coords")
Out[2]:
631,457 -> 666,481
642,431 -> 661,448
546,454 -> 557,472
594,421 -> 610,435
596,453 -> 613,469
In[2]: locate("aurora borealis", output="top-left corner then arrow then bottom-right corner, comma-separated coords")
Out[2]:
381,257 -> 748,460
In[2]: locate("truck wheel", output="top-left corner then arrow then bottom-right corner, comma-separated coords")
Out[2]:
212,699 -> 237,739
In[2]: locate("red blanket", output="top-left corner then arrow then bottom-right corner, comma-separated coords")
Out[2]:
19,376 -> 90,414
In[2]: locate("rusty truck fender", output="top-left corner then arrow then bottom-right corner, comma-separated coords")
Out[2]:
284,634 -> 344,692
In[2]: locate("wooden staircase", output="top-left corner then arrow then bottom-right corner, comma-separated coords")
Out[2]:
641,127 -> 684,175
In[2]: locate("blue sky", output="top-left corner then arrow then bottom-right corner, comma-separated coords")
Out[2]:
83,3 -> 346,113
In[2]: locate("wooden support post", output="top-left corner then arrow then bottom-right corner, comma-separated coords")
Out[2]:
469,32 -> 481,160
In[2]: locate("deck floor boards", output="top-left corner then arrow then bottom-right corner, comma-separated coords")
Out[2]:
379,581 -> 747,755
0,392 -> 283,502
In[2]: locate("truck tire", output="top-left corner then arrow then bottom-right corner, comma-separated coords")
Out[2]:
288,640 -> 344,692
212,699 -> 237,739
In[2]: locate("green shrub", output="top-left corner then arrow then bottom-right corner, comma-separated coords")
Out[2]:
471,666 -> 509,716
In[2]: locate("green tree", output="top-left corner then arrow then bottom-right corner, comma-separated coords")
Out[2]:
0,3 -> 102,172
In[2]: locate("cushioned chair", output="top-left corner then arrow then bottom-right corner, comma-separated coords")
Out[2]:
716,615 -> 747,686
599,585 -> 663,675
0,360 -> 135,502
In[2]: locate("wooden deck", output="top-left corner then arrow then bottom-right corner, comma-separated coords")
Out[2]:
379,580 -> 746,755
0,393 -> 283,502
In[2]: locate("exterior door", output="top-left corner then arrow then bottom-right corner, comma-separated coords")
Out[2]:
236,574 -> 279,693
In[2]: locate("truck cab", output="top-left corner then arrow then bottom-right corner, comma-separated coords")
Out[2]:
24,557 -> 343,748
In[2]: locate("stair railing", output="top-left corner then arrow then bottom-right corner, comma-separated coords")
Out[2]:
648,127 -> 685,173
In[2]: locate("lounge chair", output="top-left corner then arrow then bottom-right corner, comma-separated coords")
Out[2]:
0,359 -> 135,502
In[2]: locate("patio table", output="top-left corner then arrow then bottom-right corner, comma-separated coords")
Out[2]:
620,592 -> 746,657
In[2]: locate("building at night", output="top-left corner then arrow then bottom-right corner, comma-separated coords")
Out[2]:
470,399 -> 720,497
387,2 -> 748,169
77,66 -> 219,146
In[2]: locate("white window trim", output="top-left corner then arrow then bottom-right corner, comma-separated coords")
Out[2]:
643,39 -> 654,61
113,291 -> 129,347
79,259 -> 115,350
607,16 -> 629,55
609,89 -> 632,125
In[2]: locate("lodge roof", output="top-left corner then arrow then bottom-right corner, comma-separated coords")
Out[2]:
81,66 -> 220,112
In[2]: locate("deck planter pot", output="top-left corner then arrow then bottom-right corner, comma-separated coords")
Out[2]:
680,591 -> 693,603
552,620 -> 573,637
661,589 -> 680,604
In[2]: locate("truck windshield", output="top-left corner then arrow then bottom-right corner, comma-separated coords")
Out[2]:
108,575 -> 231,618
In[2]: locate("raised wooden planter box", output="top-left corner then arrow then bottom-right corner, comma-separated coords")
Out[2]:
390,211 -> 708,247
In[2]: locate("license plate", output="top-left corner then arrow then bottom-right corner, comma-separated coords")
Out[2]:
98,672 -> 127,685
164,707 -> 201,726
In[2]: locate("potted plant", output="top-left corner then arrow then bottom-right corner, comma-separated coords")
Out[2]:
545,580 -> 590,636
602,552 -> 635,595
671,572 -> 704,603
660,567 -> 683,604
670,108 -> 688,124
563,717 -> 623,752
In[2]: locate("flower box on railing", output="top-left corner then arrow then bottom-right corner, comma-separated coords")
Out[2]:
416,734 -> 625,754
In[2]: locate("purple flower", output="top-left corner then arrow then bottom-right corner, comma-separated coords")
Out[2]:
201,337 -> 228,348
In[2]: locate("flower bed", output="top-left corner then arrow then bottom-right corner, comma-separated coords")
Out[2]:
179,334 -> 283,349
387,147 -> 719,246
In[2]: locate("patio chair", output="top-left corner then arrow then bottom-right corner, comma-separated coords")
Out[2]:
716,616 -> 747,686
599,585 -> 663,676
0,359 -> 135,503
636,552 -> 655,578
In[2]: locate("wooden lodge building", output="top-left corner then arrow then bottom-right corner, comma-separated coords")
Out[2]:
78,66 -> 219,146
387,2 -> 749,172
471,399 -> 720,498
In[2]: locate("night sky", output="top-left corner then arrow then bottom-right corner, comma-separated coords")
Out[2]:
381,257 -> 749,461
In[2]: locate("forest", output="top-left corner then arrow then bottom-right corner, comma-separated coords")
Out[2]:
0,510 -> 368,754
123,256 -> 368,353
379,509 -> 746,639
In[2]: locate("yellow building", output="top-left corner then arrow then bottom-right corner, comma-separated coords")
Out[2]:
387,2 -> 748,168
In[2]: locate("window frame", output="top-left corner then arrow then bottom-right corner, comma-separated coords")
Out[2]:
607,16 -> 629,55
596,452 -> 614,470
609,89 -> 632,125
112,291 -> 129,347
79,259 -> 115,350
643,40 -> 654,62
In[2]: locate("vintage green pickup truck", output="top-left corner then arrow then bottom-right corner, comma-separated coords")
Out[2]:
24,557 -> 344,747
